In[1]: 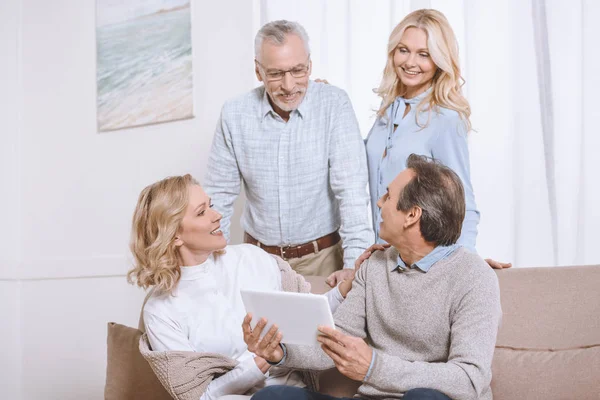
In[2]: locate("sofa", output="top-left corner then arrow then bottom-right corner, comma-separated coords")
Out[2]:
105,265 -> 600,400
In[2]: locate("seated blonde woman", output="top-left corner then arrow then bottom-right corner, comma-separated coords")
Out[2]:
127,174 -> 351,400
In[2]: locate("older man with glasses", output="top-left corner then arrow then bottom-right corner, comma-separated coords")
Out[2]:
204,20 -> 372,284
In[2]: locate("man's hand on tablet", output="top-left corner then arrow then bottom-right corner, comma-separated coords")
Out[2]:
242,313 -> 284,364
317,326 -> 373,381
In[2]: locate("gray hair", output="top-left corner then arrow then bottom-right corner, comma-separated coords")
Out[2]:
397,154 -> 466,246
254,20 -> 310,61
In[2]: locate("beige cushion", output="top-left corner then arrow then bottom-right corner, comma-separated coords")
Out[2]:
105,322 -> 171,400
491,265 -> 600,399
491,345 -> 600,400
494,265 -> 600,349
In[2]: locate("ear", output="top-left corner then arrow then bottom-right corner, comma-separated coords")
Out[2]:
255,61 -> 263,83
174,236 -> 183,247
404,206 -> 422,229
308,59 -> 313,75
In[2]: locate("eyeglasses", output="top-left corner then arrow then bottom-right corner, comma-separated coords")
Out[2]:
256,57 -> 311,82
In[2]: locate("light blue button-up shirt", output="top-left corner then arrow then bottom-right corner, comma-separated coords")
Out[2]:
365,91 -> 479,253
204,81 -> 373,269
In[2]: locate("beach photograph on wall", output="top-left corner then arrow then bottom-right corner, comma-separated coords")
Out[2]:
96,0 -> 193,132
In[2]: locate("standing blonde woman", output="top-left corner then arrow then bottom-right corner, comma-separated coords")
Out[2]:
127,174 -> 349,400
362,9 -> 509,268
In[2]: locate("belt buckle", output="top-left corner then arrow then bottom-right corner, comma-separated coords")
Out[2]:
280,246 -> 290,260
281,245 -> 299,260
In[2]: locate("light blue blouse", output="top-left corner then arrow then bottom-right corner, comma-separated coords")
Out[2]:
365,91 -> 480,253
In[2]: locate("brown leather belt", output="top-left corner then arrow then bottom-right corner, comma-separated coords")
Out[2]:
244,231 -> 341,260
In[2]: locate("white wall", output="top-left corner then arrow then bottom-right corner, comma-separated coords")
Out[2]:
2,0 -> 256,398
0,0 -> 21,279
0,0 -> 23,397
20,278 -> 145,399
0,282 -> 21,400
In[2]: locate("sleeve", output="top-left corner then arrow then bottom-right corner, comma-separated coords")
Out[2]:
323,285 -> 345,315
144,311 -> 195,352
431,118 -> 480,253
145,312 -> 266,400
200,357 -> 266,400
328,91 -> 374,269
203,106 -> 242,241
363,274 -> 501,400
283,259 -> 370,370
327,258 -> 369,339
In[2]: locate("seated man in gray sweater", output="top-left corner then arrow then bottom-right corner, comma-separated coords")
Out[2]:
243,154 -> 502,400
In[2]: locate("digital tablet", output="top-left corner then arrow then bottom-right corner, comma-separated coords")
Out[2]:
240,289 -> 335,347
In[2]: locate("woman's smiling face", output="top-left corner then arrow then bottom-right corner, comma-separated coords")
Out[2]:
175,184 -> 226,264
393,27 -> 438,98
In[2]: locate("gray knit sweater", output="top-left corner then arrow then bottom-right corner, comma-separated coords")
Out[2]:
284,246 -> 501,400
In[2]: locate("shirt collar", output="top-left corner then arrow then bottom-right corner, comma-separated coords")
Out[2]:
258,81 -> 313,121
401,86 -> 433,105
394,243 -> 460,273
180,254 -> 215,280
259,87 -> 274,120
392,87 -> 433,124
295,80 -> 313,118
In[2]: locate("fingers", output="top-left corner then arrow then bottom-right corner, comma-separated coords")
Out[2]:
264,332 -> 283,358
485,259 -> 512,269
326,271 -> 339,287
250,317 -> 267,342
259,324 -> 279,349
355,244 -> 390,269
267,332 -> 283,351
242,313 -> 254,341
355,252 -> 371,269
256,324 -> 283,361
318,334 -> 346,354
242,313 -> 252,329
318,326 -> 347,344
368,243 -> 389,252
321,343 -> 345,366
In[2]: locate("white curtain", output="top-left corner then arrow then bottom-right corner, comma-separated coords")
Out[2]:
253,0 -> 600,267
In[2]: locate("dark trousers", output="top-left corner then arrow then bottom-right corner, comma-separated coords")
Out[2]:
251,385 -> 452,400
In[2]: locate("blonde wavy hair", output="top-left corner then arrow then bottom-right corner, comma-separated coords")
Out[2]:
375,9 -> 471,131
127,174 -> 198,295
